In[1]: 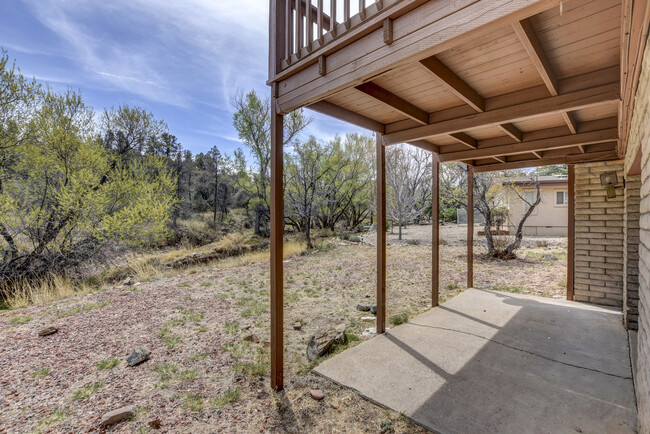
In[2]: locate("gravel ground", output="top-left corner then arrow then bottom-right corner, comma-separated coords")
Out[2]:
362,223 -> 568,248
0,241 -> 567,433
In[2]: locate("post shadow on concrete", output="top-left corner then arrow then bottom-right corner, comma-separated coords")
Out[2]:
315,289 -> 636,434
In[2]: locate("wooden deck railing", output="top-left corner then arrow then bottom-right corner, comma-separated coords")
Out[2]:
269,0 -> 386,80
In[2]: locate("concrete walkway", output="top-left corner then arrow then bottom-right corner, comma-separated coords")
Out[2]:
315,289 -> 637,433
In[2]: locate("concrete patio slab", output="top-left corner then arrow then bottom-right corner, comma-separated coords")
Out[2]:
315,288 -> 637,434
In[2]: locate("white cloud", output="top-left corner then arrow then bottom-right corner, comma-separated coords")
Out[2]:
21,0 -> 269,108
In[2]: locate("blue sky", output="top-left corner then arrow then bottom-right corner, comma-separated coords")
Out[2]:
0,0 -> 362,155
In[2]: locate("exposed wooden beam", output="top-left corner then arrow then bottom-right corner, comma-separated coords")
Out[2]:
562,111 -> 578,134
499,123 -> 523,142
308,100 -> 385,133
567,164 -> 575,300
438,129 -> 617,162
356,81 -> 428,125
493,156 -> 506,163
471,150 -> 619,172
419,56 -> 485,112
270,97 -> 284,390
376,132 -> 386,334
383,83 -> 619,145
450,132 -> 477,149
513,18 -> 559,96
383,17 -> 393,44
410,140 -> 440,153
532,151 -> 542,159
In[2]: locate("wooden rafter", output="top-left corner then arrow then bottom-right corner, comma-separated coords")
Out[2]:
420,56 -> 485,112
513,18 -> 558,95
383,82 -> 619,145
438,129 -> 617,162
308,100 -> 385,133
472,150 -> 619,173
355,82 -> 428,125
499,123 -> 523,142
513,18 -> 582,141
450,132 -> 477,149
409,140 -> 440,153
492,156 -> 506,163
419,55 -> 526,143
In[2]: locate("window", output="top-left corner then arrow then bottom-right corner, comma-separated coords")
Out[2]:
555,190 -> 568,206
523,191 -> 537,214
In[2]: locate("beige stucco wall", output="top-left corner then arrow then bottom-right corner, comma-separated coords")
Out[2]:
507,185 -> 568,237
625,29 -> 650,434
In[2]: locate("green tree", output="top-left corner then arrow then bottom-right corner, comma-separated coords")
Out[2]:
0,84 -> 176,282
231,90 -> 310,236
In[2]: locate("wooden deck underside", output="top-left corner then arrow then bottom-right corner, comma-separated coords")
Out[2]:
275,0 -> 643,171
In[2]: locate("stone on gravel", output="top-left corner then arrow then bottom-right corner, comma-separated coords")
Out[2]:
100,405 -> 135,426
356,304 -> 372,312
310,389 -> 325,401
149,419 -> 162,429
243,334 -> 260,343
361,316 -> 376,321
123,277 -> 135,286
38,326 -> 59,336
362,327 -> 376,337
306,324 -> 346,361
293,322 -> 302,330
369,305 -> 377,314
541,254 -> 558,261
126,347 -> 150,366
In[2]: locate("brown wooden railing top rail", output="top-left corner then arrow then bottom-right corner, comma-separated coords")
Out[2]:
270,0 -> 413,83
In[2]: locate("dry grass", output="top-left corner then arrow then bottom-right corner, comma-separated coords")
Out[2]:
2,275 -> 95,310
1,234 -> 307,311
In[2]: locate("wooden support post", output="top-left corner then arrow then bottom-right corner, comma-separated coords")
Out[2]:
467,166 -> 474,288
567,164 -> 575,300
432,157 -> 439,307
270,97 -> 284,390
376,133 -> 386,334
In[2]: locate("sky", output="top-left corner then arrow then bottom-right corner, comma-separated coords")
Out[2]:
0,0 -> 362,155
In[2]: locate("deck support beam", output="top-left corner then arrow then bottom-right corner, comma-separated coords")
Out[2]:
376,132 -> 387,334
432,156 -> 440,307
567,164 -> 575,301
467,166 -> 474,289
270,97 -> 284,390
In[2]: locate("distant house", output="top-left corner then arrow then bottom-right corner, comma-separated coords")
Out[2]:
504,175 -> 569,237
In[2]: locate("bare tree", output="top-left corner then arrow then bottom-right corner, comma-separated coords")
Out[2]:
474,172 -> 541,258
385,144 -> 432,240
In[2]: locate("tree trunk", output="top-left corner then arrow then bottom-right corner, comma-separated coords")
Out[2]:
398,219 -> 403,240
305,217 -> 313,249
213,161 -> 219,225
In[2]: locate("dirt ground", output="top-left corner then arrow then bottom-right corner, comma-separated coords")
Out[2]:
362,222 -> 568,248
0,239 -> 567,433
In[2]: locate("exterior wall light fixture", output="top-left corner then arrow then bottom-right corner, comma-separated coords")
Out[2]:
599,171 -> 618,198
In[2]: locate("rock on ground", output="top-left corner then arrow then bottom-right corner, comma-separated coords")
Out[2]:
38,326 -> 58,337
126,347 -> 150,366
100,405 -> 135,427
306,324 -> 346,361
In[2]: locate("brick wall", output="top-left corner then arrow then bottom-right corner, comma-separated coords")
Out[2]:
625,29 -> 650,433
624,176 -> 641,330
574,162 -> 625,307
